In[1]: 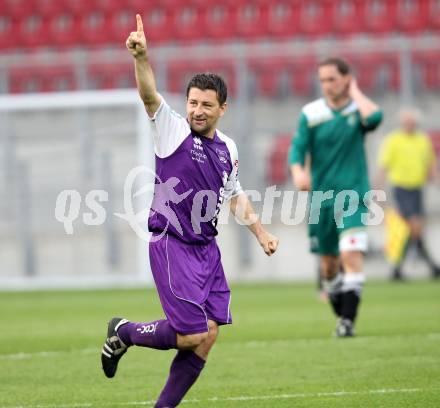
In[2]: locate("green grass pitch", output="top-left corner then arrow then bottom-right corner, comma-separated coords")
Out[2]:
1,281 -> 439,407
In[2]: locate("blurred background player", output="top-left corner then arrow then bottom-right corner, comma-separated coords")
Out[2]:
100,15 -> 279,408
289,57 -> 383,337
379,108 -> 440,280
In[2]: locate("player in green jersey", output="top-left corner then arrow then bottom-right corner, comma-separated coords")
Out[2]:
289,57 -> 383,337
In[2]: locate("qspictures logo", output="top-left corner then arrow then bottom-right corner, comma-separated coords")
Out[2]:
54,166 -> 387,240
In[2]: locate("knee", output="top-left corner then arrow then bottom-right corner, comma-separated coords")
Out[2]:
341,251 -> 363,272
321,257 -> 339,279
409,217 -> 422,237
207,321 -> 219,343
177,332 -> 209,349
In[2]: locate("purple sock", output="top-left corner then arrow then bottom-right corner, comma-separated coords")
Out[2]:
155,350 -> 205,408
117,319 -> 177,350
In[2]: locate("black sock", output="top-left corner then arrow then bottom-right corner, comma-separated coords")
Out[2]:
415,238 -> 437,268
329,292 -> 343,317
324,273 -> 343,317
392,266 -> 404,280
341,290 -> 360,322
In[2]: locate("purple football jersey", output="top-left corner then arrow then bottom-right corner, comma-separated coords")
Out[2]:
147,95 -> 242,244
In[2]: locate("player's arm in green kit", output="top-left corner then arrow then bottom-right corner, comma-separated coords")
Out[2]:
349,78 -> 383,130
289,113 -> 311,191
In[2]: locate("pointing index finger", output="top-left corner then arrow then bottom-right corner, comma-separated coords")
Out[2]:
136,14 -> 144,32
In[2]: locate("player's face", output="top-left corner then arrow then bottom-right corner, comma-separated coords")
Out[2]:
318,65 -> 350,103
186,88 -> 226,137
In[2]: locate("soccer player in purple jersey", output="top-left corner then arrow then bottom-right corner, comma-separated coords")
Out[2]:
100,14 -> 279,407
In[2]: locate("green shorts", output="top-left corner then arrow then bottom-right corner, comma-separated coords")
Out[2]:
308,202 -> 368,255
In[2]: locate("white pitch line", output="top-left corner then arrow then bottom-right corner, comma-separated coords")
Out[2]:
0,348 -> 97,361
2,332 -> 440,361
1,387 -> 438,408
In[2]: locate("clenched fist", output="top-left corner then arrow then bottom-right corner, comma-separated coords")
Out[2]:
126,14 -> 147,59
257,230 -> 279,256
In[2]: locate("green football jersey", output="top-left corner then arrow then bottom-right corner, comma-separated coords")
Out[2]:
289,98 -> 383,206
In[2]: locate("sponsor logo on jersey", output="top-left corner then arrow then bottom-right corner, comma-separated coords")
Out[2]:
191,136 -> 207,163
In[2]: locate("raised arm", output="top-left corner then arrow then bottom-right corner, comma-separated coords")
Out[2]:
230,194 -> 279,256
126,14 -> 161,117
349,78 -> 381,120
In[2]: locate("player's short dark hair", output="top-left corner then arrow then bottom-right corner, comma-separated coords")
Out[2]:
186,73 -> 228,105
319,57 -> 351,76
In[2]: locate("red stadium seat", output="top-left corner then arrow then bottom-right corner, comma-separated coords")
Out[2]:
31,0 -> 64,17
428,0 -> 440,31
413,51 -> 440,90
171,1 -> 206,42
94,0 -> 121,14
395,0 -> 428,33
429,131 -> 440,157
87,64 -> 135,89
297,0 -> 333,37
137,1 -> 174,44
167,60 -> 193,94
167,59 -> 236,95
9,68 -> 44,93
79,9 -> 109,46
363,0 -> 397,34
18,12 -> 51,48
44,66 -> 77,91
267,134 -> 292,185
287,56 -> 317,96
331,0 -> 365,35
2,0 -> 29,19
0,15 -> 14,50
48,12 -> 81,47
234,0 -> 269,40
248,58 -> 285,98
62,0 -> 93,16
267,1 -> 300,38
348,53 -> 400,93
248,56 -> 317,98
9,66 -> 76,93
203,1 -> 236,41
109,5 -> 138,46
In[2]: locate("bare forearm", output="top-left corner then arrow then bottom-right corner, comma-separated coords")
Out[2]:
291,163 -> 310,191
350,86 -> 380,119
126,14 -> 161,116
230,194 -> 262,238
230,194 -> 279,256
134,56 -> 161,114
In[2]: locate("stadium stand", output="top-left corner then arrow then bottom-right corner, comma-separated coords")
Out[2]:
0,0 -> 439,95
2,0 -> 440,50
9,65 -> 77,93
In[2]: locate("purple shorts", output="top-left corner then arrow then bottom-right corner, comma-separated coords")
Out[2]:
149,233 -> 232,335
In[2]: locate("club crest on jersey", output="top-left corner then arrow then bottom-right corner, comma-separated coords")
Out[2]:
216,149 -> 228,164
347,114 -> 356,127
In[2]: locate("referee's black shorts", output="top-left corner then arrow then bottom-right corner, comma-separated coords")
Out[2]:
393,186 -> 424,219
